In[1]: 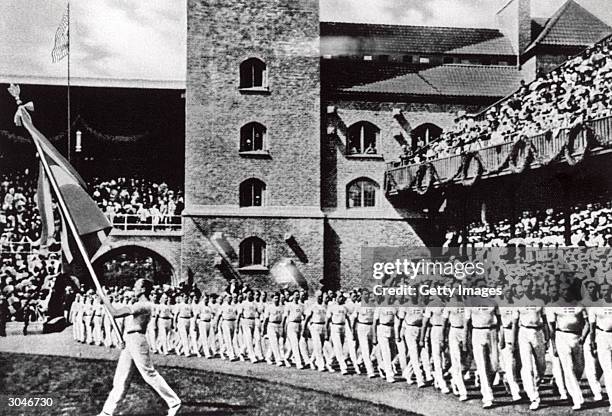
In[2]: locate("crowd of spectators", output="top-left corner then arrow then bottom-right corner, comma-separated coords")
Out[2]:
90,176 -> 184,229
0,169 -> 184,324
0,169 -> 57,325
402,36 -> 612,165
444,200 -> 612,248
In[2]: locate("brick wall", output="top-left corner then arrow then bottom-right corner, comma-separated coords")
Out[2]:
324,218 -> 424,289
186,0 -> 320,208
182,215 -> 323,292
322,99 -> 488,209
184,0 -> 323,291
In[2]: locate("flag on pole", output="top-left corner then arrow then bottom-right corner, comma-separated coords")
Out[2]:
36,143 -> 111,260
52,5 -> 69,63
13,102 -> 111,260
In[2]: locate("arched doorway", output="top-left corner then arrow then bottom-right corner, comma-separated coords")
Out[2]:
92,245 -> 174,287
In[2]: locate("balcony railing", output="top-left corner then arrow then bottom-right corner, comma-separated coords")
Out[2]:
107,214 -> 182,232
385,116 -> 612,194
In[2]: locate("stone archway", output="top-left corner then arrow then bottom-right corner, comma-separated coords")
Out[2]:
92,245 -> 174,287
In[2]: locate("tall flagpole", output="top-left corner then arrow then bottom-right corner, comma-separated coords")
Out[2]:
67,0 -> 71,163
31,135 -> 124,346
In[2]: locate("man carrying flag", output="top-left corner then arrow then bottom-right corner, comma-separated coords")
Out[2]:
8,84 -> 182,416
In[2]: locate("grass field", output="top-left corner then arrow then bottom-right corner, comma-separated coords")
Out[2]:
0,352 -> 418,416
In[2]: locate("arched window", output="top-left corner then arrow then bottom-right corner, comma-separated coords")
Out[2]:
239,237 -> 267,267
410,123 -> 442,150
240,58 -> 267,89
347,121 -> 379,155
240,122 -> 266,152
239,178 -> 266,207
347,178 -> 378,208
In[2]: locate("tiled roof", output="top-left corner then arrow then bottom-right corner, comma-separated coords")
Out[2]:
344,72 -> 439,96
526,0 -> 612,51
320,61 -> 422,90
342,64 -> 522,98
320,22 -> 515,56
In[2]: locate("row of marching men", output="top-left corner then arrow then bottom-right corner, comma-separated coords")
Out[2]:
69,281 -> 612,412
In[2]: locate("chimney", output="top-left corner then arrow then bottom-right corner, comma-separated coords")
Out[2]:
496,0 -> 531,58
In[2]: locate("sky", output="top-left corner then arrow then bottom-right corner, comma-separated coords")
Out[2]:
1,0 -> 612,82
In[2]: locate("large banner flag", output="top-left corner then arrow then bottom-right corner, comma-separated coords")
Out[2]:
11,91 -> 111,261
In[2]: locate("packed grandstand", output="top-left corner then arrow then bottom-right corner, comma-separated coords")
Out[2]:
400,35 -> 612,165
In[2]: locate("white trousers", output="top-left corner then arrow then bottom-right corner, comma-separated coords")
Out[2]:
596,330 -> 612,400
518,327 -> 546,402
102,333 -> 180,415
197,320 -> 212,357
448,327 -> 467,396
356,322 -> 375,376
555,331 -> 584,406
472,328 -> 498,403
584,339 -> 603,397
403,325 -> 424,385
330,324 -> 347,372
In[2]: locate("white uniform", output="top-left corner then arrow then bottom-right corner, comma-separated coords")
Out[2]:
156,303 -> 173,354
240,300 -> 260,363
465,306 -> 499,405
264,303 -> 284,366
175,302 -> 193,356
442,305 -> 468,398
547,304 -> 587,407
424,302 -> 448,393
589,304 -> 612,403
399,306 -> 426,386
514,301 -> 547,404
284,302 -> 305,368
307,302 -> 328,371
327,303 -> 349,374
219,302 -> 238,360
353,304 -> 375,377
584,299 -> 604,400
196,302 -> 214,358
498,306 -> 521,400
101,300 -> 180,416
374,306 -> 396,382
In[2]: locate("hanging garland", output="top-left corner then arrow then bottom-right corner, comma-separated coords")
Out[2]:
0,115 -> 149,145
78,118 -> 149,143
507,138 -> 534,173
413,163 -> 439,195
459,152 -> 484,187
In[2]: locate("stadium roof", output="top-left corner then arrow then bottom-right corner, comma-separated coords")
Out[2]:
342,64 -> 522,98
320,22 -> 515,56
526,0 -> 612,52
0,74 -> 185,90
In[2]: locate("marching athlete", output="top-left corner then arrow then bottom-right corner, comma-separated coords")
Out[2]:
303,290 -> 328,372
196,293 -> 214,358
96,278 -> 181,416
263,292 -> 285,366
548,281 -> 589,410
464,293 -> 500,409
374,295 -> 396,383
513,278 -> 549,411
442,287 -> 468,401
351,289 -> 376,378
326,292 -> 350,375
237,290 -> 260,363
589,285 -> 612,412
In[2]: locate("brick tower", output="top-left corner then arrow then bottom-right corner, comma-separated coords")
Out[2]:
183,0 -> 323,291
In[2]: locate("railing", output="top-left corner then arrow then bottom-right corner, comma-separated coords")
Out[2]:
386,116 -> 612,193
0,241 -> 61,255
106,214 -> 182,232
